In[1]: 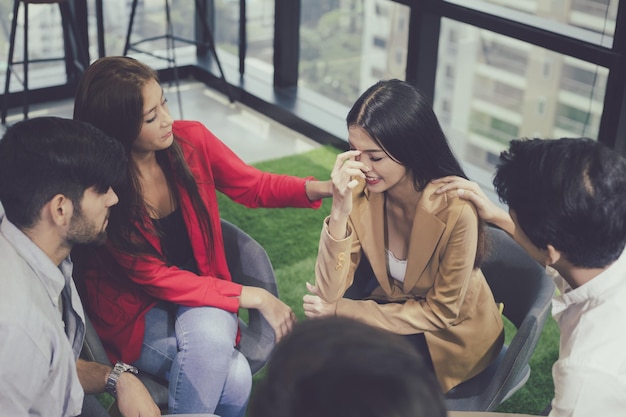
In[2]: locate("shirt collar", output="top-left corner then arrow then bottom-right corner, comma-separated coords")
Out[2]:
552,247 -> 626,316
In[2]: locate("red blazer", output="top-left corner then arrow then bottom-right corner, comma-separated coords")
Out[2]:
80,120 -> 321,364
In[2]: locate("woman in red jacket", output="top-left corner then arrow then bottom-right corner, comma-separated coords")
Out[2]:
72,56 -> 331,416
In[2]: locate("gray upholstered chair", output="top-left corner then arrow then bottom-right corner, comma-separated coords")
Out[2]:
444,226 -> 555,411
80,219 -> 277,413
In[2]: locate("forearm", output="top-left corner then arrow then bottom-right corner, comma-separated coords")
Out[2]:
76,358 -> 111,394
485,207 -> 516,236
328,206 -> 350,240
239,285 -> 266,309
305,179 -> 333,201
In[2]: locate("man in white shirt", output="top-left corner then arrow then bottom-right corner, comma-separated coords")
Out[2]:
0,117 -> 161,417
433,137 -> 626,417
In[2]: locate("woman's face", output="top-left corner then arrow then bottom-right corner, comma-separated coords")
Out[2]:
132,78 -> 174,156
348,125 -> 411,194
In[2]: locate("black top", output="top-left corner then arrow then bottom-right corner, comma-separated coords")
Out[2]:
152,207 -> 199,274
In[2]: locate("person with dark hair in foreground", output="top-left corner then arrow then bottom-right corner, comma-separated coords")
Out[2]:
249,316 -> 447,417
434,137 -> 626,417
0,117 -> 161,417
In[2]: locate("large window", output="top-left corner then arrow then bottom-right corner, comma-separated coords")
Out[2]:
298,0 -> 409,108
446,0 -> 618,46
435,19 -> 608,178
1,0 -> 624,172
0,1 -> 68,91
215,0 -> 275,81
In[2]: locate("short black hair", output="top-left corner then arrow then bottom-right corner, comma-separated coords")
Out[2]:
494,137 -> 626,268
0,117 -> 127,229
250,317 -> 447,417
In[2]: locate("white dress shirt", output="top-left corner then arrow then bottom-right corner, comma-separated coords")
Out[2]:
549,247 -> 626,417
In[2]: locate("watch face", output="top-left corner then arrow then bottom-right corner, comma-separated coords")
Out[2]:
121,363 -> 138,374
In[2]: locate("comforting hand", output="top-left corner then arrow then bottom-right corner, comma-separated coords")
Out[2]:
303,282 -> 338,319
116,372 -> 161,417
432,176 -> 505,223
240,286 -> 296,342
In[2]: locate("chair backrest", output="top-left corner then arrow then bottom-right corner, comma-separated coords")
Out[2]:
445,226 -> 555,411
481,227 -> 553,329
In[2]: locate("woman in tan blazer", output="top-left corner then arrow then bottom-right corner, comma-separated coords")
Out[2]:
303,79 -> 504,393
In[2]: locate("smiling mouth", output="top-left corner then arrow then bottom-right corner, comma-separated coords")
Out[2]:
365,176 -> 382,183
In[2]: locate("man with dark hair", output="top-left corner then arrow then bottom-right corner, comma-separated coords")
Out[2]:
0,117 -> 161,417
434,137 -> 626,417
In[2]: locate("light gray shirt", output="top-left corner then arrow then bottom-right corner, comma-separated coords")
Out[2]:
0,215 -> 85,417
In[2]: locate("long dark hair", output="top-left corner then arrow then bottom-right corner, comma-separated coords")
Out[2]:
347,79 -> 486,267
73,56 -> 214,263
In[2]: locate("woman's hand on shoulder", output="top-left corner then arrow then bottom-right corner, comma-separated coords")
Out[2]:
239,286 -> 296,342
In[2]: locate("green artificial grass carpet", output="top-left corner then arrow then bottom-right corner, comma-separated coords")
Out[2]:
218,145 -> 559,415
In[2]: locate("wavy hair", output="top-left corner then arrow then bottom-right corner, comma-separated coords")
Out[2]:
73,56 -> 214,263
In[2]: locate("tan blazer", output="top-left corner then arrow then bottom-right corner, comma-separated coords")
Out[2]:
315,182 -> 504,392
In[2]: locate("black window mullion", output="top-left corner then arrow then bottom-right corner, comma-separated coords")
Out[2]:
274,0 -> 301,88
601,2 -> 626,154
405,3 -> 440,102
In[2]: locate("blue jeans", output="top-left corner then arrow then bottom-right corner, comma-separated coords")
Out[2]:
133,303 -> 252,416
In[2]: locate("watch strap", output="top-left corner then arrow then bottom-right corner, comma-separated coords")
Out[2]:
105,361 -> 139,397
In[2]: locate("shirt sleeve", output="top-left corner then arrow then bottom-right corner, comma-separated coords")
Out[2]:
108,246 -> 243,313
191,124 -> 322,209
0,323 -> 56,417
550,361 -> 626,417
314,216 -> 362,301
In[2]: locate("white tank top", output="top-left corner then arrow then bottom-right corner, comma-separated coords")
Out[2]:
387,249 -> 407,283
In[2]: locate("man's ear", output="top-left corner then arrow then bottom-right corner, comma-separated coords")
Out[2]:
46,194 -> 74,227
545,244 -> 562,266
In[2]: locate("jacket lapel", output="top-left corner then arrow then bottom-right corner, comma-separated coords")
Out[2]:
353,189 -> 393,295
403,185 -> 447,291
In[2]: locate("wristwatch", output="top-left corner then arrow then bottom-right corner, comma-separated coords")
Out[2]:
105,361 -> 139,397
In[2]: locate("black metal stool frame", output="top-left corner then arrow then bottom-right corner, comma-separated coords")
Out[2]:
1,0 -> 88,124
123,0 -> 234,119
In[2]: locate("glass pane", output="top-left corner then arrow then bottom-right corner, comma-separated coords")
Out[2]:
215,0 -> 275,81
94,0 -> 197,68
445,0 -> 619,47
0,2 -> 69,91
434,19 -> 608,185
299,0 -> 409,108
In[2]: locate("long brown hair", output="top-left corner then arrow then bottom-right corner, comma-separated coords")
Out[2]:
73,56 -> 214,263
